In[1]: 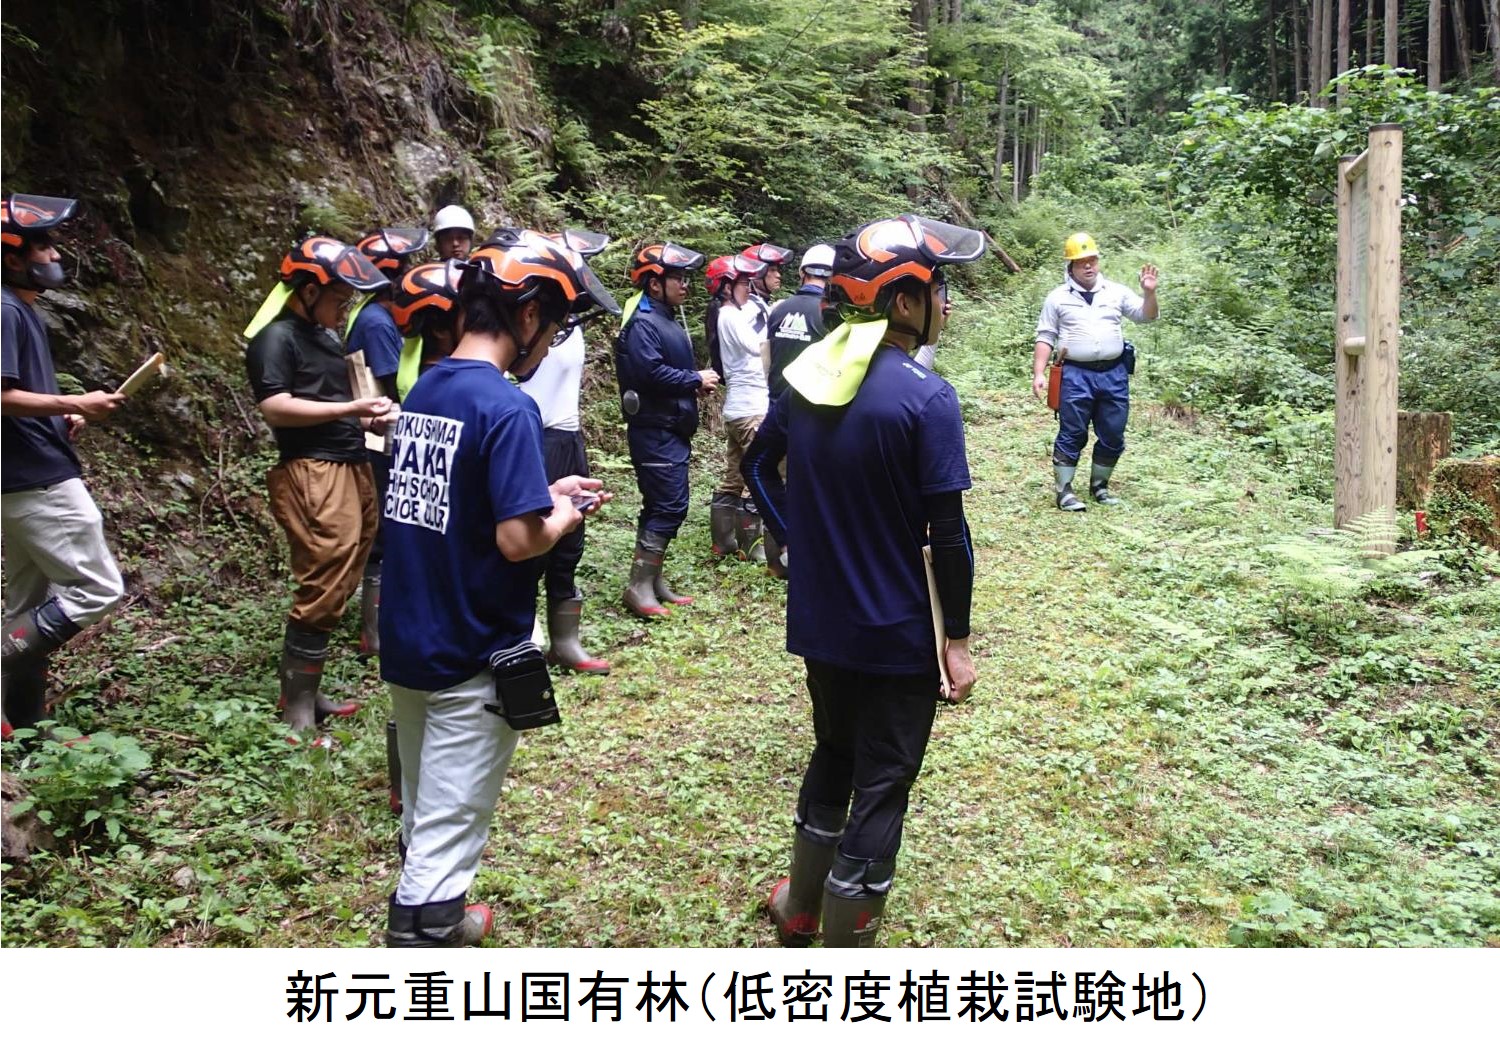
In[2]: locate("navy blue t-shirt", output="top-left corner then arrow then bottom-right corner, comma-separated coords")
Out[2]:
378,359 -> 555,691
346,299 -> 402,382
2,287 -> 82,494
745,345 -> 970,675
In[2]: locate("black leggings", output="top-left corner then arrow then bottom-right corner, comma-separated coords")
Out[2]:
796,659 -> 938,892
541,428 -> 589,601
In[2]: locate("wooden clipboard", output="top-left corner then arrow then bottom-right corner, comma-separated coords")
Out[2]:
344,349 -> 387,453
922,545 -> 952,701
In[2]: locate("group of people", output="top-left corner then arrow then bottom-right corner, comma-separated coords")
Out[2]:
2,183 -> 1159,948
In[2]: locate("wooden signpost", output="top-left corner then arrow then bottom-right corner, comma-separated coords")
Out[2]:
1335,123 -> 1403,551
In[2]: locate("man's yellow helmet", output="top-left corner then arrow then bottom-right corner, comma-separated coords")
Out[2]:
1063,232 -> 1100,260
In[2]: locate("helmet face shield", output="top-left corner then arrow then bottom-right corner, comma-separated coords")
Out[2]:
909,216 -> 987,265
554,228 -> 611,258
658,243 -> 705,270
333,248 -> 392,292
743,242 -> 792,265
574,261 -> 621,317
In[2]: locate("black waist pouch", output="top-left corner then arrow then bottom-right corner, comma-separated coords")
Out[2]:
486,642 -> 558,731
1122,340 -> 1136,375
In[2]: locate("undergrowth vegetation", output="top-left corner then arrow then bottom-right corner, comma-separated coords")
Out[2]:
5,300 -> 1496,948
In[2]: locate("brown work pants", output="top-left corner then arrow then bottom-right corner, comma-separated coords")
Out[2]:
267,458 -> 377,631
718,414 -> 764,498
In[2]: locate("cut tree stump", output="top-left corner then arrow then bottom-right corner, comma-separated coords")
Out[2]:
1397,410 -> 1453,509
1429,456 -> 1500,548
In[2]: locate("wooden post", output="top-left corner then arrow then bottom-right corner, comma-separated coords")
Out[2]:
1334,124 -> 1402,549
1336,152 -> 1361,527
1396,410 -> 1453,508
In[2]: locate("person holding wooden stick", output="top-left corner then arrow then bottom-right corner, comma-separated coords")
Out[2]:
1031,231 -> 1159,511
743,214 -> 982,947
0,194 -> 126,739
243,237 -> 395,737
346,226 -> 430,658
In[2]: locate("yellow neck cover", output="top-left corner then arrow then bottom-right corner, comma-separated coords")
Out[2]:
243,283 -> 295,341
782,318 -> 890,407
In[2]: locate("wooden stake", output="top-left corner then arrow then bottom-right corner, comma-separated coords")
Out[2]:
1334,124 -> 1403,549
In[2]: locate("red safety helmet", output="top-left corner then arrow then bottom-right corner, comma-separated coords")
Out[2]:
280,236 -> 390,293
464,229 -> 620,319
391,258 -> 465,336
705,253 -> 768,298
1,193 -> 79,249
630,242 -> 706,286
827,215 -> 986,312
356,227 -> 430,276
741,242 -> 793,267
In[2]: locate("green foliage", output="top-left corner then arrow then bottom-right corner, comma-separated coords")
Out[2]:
10,730 -> 152,843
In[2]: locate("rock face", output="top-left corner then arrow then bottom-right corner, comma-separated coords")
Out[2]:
1,772 -> 53,863
1429,456 -> 1500,548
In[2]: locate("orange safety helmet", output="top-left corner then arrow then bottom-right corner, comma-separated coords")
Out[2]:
391,258 -> 465,336
356,227 -> 430,276
827,214 -> 986,312
1,193 -> 79,249
280,236 -> 390,293
629,242 -> 706,286
464,229 -> 620,319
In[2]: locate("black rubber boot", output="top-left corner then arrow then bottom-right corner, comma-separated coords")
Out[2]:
1090,460 -> 1121,505
623,532 -> 670,619
710,492 -> 741,558
821,851 -> 893,947
359,564 -> 381,658
2,598 -> 80,672
821,888 -> 889,948
386,895 -> 494,948
737,498 -> 767,565
1,659 -> 49,734
1054,463 -> 1087,512
279,622 -> 329,731
545,594 -> 610,674
651,535 -> 693,606
768,832 -> 840,947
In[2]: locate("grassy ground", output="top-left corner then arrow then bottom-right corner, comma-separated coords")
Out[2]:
4,307 -> 1497,948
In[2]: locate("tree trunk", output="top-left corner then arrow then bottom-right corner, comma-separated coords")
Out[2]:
907,0 -> 931,134
1270,0 -> 1282,99
1321,0 -> 1336,100
1294,0 -> 1307,98
1310,0 -> 1325,101
1012,97 -> 1024,201
1366,0 -> 1376,63
1428,0 -> 1443,87
1449,0 -> 1472,79
1337,0 -> 1352,103
993,71 -> 1009,193
1385,0 -> 1399,65
1491,0 -> 1500,83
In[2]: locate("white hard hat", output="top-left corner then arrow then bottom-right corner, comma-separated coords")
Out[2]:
432,205 -> 476,235
800,243 -> 835,277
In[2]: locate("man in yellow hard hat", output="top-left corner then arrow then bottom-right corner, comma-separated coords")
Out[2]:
1031,232 -> 1158,511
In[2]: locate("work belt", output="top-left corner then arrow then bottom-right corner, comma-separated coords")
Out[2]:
1065,355 -> 1123,373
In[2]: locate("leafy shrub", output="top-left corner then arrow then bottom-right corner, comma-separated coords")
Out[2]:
10,730 -> 151,843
